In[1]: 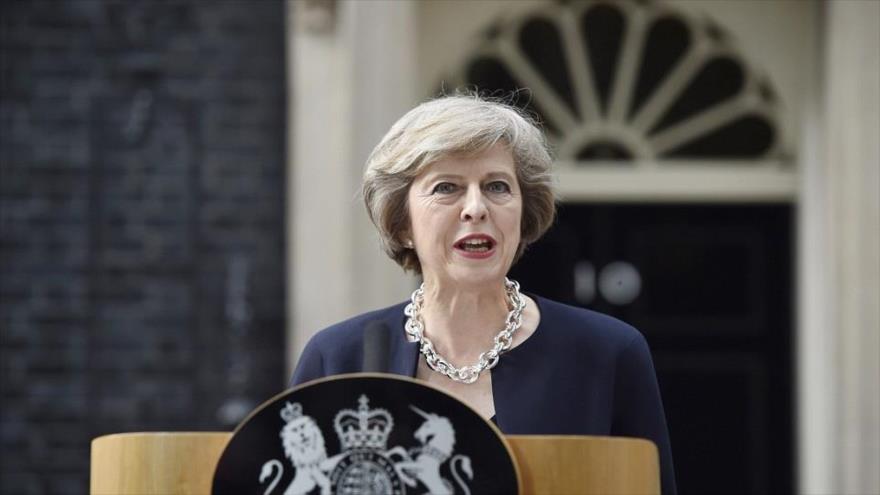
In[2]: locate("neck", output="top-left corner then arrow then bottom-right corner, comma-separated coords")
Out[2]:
418,277 -> 510,361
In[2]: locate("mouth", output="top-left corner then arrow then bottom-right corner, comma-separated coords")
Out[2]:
454,234 -> 497,257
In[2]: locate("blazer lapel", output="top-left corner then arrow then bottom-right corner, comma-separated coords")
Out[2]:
386,303 -> 419,377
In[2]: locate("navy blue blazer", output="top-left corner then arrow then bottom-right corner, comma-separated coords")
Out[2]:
291,295 -> 677,495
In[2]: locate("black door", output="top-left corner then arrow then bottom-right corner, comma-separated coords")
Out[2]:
510,203 -> 793,495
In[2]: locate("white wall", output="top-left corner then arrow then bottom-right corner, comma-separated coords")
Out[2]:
286,0 -> 418,377
821,2 -> 880,493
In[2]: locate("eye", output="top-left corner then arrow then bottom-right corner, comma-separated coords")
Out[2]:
485,181 -> 511,194
432,182 -> 457,194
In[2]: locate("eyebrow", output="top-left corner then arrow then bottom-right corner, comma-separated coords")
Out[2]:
422,171 -> 516,182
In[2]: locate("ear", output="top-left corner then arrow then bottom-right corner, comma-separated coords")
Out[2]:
398,226 -> 414,249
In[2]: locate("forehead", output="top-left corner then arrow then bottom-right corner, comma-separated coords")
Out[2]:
417,143 -> 516,179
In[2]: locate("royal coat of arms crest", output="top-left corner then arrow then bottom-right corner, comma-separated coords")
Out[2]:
258,395 -> 474,495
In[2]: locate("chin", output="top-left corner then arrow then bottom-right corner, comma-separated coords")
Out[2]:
448,265 -> 510,288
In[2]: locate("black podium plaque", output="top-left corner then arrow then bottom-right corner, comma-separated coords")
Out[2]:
213,373 -> 520,495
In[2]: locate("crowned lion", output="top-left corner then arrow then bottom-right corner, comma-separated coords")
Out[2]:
260,402 -> 333,495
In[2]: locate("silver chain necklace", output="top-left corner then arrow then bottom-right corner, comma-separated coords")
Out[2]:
404,278 -> 526,384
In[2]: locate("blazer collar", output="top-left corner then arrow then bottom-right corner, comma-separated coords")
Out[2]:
386,302 -> 419,377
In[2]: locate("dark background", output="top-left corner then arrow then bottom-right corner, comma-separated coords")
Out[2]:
0,1 -> 288,493
511,203 -> 793,494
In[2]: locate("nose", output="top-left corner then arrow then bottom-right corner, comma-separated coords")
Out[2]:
460,185 -> 488,223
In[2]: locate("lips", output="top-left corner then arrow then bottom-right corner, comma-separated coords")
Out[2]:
454,234 -> 497,258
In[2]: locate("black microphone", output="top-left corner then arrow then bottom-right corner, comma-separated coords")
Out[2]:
362,320 -> 390,373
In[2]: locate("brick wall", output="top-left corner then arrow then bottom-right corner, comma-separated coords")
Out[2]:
0,1 -> 287,493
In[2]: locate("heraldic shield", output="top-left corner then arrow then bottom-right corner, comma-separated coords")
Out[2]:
212,374 -> 520,495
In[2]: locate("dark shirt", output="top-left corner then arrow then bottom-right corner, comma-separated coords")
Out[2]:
291,295 -> 677,494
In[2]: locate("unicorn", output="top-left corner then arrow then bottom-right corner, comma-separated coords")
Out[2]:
385,406 -> 474,495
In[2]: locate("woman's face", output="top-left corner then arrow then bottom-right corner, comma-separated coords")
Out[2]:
406,143 -> 522,289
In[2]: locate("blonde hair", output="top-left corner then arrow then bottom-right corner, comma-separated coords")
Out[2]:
363,93 -> 556,273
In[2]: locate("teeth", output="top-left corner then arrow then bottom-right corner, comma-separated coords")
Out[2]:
460,238 -> 491,251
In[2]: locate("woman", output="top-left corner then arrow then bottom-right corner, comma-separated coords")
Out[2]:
292,94 -> 676,494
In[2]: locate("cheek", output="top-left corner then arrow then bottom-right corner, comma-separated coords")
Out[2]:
414,206 -> 452,235
503,203 -> 523,242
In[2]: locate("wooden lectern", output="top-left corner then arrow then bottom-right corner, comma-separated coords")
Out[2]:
90,432 -> 659,494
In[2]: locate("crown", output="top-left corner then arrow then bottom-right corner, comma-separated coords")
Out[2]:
333,395 -> 394,451
280,402 -> 303,423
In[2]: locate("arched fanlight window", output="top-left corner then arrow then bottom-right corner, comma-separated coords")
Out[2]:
444,0 -> 785,164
